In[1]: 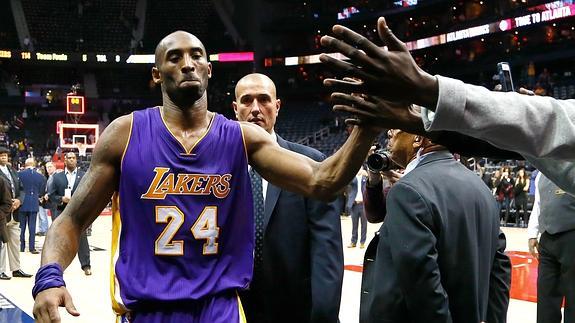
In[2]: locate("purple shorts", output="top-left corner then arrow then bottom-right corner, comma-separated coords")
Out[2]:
118,292 -> 246,323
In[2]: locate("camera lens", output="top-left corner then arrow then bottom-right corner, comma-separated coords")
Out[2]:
367,153 -> 385,171
366,150 -> 397,172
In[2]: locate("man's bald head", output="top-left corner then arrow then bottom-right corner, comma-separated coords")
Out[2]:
25,158 -> 35,167
235,73 -> 277,100
154,31 -> 206,67
233,73 -> 281,134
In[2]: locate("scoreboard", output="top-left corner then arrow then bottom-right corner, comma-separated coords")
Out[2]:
66,95 -> 85,114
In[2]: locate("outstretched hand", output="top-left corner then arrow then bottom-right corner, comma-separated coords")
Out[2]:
329,77 -> 426,135
320,17 -> 438,108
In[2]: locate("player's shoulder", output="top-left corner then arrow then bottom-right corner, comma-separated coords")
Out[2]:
93,114 -> 134,162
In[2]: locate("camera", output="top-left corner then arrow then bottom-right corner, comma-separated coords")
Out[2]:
366,147 -> 398,172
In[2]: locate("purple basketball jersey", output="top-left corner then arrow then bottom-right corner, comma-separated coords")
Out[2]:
110,107 -> 254,314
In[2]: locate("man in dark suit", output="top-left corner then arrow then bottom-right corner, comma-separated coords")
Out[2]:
346,169 -> 368,248
527,173 -> 575,323
0,177 -> 15,256
48,152 -> 91,275
0,147 -> 33,279
233,73 -> 344,323
360,129 -> 510,323
18,158 -> 46,253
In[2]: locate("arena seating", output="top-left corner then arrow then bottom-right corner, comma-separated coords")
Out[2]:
22,0 -> 136,52
0,2 -> 19,49
274,102 -> 334,142
143,0 -> 213,52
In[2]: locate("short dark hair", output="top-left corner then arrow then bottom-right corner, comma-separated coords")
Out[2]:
0,147 -> 10,155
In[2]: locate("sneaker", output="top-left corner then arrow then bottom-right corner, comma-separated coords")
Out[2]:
347,243 -> 356,248
0,273 -> 11,280
360,243 -> 365,249
83,267 -> 92,276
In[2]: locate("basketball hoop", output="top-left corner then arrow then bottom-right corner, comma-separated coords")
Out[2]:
76,142 -> 87,157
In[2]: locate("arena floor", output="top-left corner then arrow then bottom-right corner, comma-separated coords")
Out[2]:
0,214 -> 544,323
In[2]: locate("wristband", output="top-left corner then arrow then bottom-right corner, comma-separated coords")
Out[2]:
32,263 -> 66,299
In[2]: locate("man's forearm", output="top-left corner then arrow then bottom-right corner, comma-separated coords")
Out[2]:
312,126 -> 379,199
423,76 -> 575,160
364,180 -> 386,223
41,215 -> 82,269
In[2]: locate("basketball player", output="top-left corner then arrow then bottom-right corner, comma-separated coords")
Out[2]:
32,31 -> 378,323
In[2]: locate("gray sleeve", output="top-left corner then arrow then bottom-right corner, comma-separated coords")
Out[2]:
421,75 -> 575,195
422,75 -> 575,160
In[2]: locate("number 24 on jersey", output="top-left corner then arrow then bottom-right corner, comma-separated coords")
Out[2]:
154,205 -> 220,256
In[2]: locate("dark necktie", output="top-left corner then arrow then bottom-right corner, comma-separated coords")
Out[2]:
249,168 -> 265,271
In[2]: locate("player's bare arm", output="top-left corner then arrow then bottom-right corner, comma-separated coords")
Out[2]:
241,121 -> 379,200
33,114 -> 131,323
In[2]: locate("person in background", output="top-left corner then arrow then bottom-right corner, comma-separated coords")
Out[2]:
48,152 -> 91,275
514,167 -> 530,228
497,167 -> 514,226
36,165 -> 50,236
347,167 -> 368,248
0,177 -> 15,275
17,158 -> 46,253
233,73 -> 343,323
527,172 -> 575,323
0,146 -> 32,279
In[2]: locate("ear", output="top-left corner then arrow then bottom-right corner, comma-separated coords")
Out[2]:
232,101 -> 239,119
152,66 -> 161,84
412,136 -> 422,149
207,62 -> 212,79
275,98 -> 281,115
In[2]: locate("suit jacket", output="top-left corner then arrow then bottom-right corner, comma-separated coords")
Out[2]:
246,135 -> 344,323
347,174 -> 367,209
48,169 -> 85,211
0,177 -> 13,242
0,166 -> 25,222
360,151 -> 510,323
18,168 -> 46,213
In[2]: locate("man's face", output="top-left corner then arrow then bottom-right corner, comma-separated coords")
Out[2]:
0,153 -> 8,166
64,153 -> 77,170
152,32 -> 212,105
233,78 -> 280,134
46,164 -> 56,175
387,129 -> 418,168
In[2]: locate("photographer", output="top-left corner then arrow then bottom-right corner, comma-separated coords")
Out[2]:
363,146 -> 403,224
320,17 -> 575,195
360,130 -> 510,323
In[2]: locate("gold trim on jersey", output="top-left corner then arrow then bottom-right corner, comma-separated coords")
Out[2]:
158,106 -> 216,155
120,113 -> 134,171
110,192 -> 128,315
238,122 -> 249,164
237,292 -> 247,323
